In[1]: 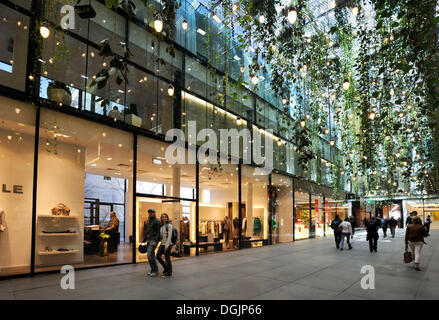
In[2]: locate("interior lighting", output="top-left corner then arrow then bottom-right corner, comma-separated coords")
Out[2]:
154,19 -> 163,32
167,85 -> 174,96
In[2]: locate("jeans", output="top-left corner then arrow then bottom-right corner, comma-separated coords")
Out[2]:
340,233 -> 351,249
156,245 -> 172,274
390,227 -> 396,238
408,241 -> 424,264
368,236 -> 378,251
146,240 -> 158,273
334,231 -> 341,248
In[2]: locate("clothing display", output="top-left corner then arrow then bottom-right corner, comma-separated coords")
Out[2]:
0,208 -> 5,232
253,217 -> 262,235
51,203 -> 71,216
200,219 -> 222,237
180,217 -> 190,241
233,218 -> 239,238
242,217 -> 247,235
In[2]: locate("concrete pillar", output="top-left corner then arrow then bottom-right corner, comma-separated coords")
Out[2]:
172,167 -> 181,249
246,182 -> 253,238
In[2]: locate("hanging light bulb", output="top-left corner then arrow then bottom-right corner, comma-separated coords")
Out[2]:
352,6 -> 359,16
277,139 -> 282,146
330,140 -> 335,146
236,116 -> 242,125
287,10 -> 297,24
271,44 -> 276,51
181,19 -> 188,31
343,78 -> 350,91
232,2 -> 238,13
258,14 -> 265,24
240,65 -> 245,73
282,98 -> 288,105
369,111 -> 376,120
251,75 -> 258,85
40,25 -> 50,38
300,120 -> 306,127
324,128 -> 330,135
154,19 -> 164,32
167,85 -> 174,96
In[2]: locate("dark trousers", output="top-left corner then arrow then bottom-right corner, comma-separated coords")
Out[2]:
368,236 -> 378,251
334,231 -> 342,248
382,227 -> 387,237
156,245 -> 172,274
426,224 -> 431,235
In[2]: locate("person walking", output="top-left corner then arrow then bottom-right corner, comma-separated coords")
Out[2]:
330,215 -> 343,249
349,216 -> 356,239
339,217 -> 353,251
389,216 -> 397,238
405,216 -> 428,271
424,215 -> 432,236
156,213 -> 174,277
406,211 -> 416,226
142,208 -> 161,277
366,217 -> 379,252
381,216 -> 389,238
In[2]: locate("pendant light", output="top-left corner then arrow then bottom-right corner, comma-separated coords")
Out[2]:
287,10 -> 297,24
352,6 -> 359,16
369,111 -> 376,120
232,2 -> 238,13
40,24 -> 50,38
154,19 -> 163,33
251,75 -> 258,85
181,19 -> 188,31
330,140 -> 335,146
240,65 -> 245,73
258,14 -> 265,24
282,98 -> 287,105
343,78 -> 350,91
236,116 -> 242,125
167,85 -> 174,96
300,119 -> 306,127
324,128 -> 330,135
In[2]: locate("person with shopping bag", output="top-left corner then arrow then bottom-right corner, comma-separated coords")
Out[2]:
404,216 -> 428,271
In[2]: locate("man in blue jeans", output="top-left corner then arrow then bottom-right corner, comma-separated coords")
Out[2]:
142,208 -> 161,277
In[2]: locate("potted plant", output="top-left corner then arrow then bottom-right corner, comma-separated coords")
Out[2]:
47,80 -> 72,106
124,103 -> 142,127
99,232 -> 110,256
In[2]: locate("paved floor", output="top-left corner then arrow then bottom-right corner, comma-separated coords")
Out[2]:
1,228 -> 438,300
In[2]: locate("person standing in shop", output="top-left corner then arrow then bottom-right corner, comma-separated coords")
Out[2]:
142,208 -> 161,277
223,216 -> 232,249
405,216 -> 428,271
156,213 -> 174,277
389,216 -> 398,238
330,215 -> 343,249
366,217 -> 379,252
424,215 -> 432,236
339,217 -> 353,251
106,211 -> 119,232
381,216 -> 389,238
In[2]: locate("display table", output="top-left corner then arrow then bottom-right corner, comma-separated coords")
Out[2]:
183,242 -> 223,255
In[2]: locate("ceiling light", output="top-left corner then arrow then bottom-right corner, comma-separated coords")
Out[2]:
212,15 -> 221,24
197,28 -> 206,35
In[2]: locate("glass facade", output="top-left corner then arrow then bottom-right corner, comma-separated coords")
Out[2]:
0,0 -> 354,277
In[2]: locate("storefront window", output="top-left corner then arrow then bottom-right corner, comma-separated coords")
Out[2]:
311,193 -> 324,238
271,174 -> 293,243
36,109 -> 134,272
0,99 -> 35,276
198,164 -> 238,253
294,179 -> 310,240
241,165 -> 269,247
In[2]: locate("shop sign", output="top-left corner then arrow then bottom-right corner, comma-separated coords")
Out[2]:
2,184 -> 23,194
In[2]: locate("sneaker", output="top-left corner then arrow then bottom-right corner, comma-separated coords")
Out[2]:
146,271 -> 152,276
162,273 -> 172,278
150,272 -> 158,277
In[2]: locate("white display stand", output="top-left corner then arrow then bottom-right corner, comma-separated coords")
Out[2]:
36,215 -> 83,266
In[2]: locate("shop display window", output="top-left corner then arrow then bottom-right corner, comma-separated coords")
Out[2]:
0,99 -> 35,276
35,109 -> 134,272
311,194 -> 325,238
271,174 -> 293,243
198,164 -> 239,253
294,180 -> 310,240
241,165 -> 269,247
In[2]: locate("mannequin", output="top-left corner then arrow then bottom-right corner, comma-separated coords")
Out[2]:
0,208 -> 5,232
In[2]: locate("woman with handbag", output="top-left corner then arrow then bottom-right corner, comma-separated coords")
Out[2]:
405,216 -> 428,271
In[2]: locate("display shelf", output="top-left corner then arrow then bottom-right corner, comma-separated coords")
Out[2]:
39,232 -> 78,237
38,215 -> 78,219
38,250 -> 79,256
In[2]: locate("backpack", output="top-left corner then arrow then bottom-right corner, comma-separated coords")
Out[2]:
171,224 -> 178,245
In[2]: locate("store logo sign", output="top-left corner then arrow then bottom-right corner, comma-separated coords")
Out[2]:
165,121 -> 273,174
2,184 -> 23,194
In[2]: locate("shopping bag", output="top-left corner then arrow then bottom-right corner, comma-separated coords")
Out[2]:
403,251 -> 412,263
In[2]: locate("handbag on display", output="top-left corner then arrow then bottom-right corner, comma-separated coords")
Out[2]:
138,242 -> 147,254
403,250 -> 413,263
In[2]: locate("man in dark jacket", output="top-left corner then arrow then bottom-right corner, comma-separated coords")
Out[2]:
388,216 -> 398,238
143,208 -> 161,277
330,215 -> 343,249
366,217 -> 379,252
349,216 -> 356,239
381,217 -> 389,238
